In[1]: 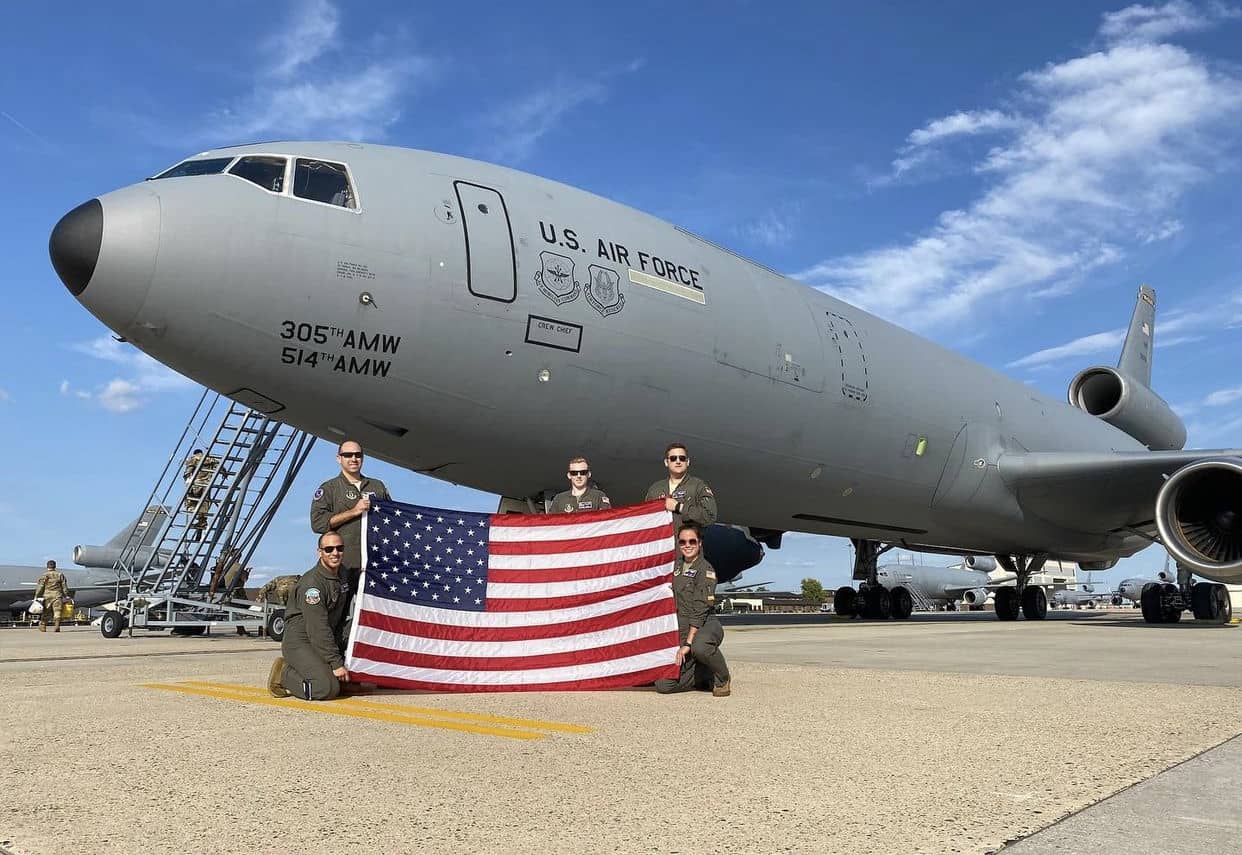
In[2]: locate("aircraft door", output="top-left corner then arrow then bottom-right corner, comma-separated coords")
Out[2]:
454,181 -> 516,303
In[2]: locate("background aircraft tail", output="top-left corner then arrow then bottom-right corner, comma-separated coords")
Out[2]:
105,505 -> 168,549
1118,284 -> 1156,387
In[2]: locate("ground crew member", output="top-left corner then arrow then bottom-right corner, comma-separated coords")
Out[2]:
644,442 -> 717,533
258,574 -> 301,606
655,524 -> 731,696
550,456 -> 612,513
34,560 -> 72,633
268,533 -> 351,700
310,440 -> 390,601
182,448 -> 222,540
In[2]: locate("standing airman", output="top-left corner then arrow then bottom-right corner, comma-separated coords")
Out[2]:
309,440 -> 391,604
644,442 -> 717,532
550,456 -> 612,513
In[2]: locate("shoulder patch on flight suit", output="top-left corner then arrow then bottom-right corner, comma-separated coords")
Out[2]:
313,487 -> 324,500
305,587 -> 321,605
706,570 -> 716,579
703,487 -> 713,496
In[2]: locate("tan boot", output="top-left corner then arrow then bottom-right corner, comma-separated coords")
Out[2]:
53,625 -> 61,633
39,624 -> 47,633
268,657 -> 289,698
712,679 -> 731,697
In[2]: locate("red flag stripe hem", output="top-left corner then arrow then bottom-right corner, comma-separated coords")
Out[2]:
350,631 -> 680,673
486,575 -> 670,612
347,662 -> 681,693
488,523 -> 672,555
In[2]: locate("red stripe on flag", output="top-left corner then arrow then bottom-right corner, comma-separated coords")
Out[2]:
488,500 -> 667,527
348,662 -> 682,693
487,523 -> 671,555
357,598 -> 676,642
487,549 -> 674,584
486,575 -> 670,612
352,631 -> 680,673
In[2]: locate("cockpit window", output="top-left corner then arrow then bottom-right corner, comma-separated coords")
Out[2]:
292,158 -> 356,209
152,157 -> 234,179
229,156 -> 287,193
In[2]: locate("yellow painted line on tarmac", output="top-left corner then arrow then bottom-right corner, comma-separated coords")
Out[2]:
140,683 -> 555,740
183,680 -> 594,734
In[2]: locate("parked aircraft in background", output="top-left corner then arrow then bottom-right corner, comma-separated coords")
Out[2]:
50,142 -> 1240,624
1,507 -> 167,616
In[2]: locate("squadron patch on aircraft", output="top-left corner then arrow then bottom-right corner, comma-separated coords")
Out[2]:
535,251 -> 580,306
585,265 -> 625,317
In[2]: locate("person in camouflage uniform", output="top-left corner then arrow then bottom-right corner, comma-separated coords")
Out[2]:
34,560 -> 72,633
258,574 -> 301,606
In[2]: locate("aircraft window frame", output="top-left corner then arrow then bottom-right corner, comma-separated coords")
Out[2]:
291,157 -> 361,213
150,157 -> 237,180
227,155 -> 289,196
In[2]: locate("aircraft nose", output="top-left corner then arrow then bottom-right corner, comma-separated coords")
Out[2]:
49,199 -> 103,296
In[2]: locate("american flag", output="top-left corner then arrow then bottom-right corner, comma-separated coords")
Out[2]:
345,498 -> 681,692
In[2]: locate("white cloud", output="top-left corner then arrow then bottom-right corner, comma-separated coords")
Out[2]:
0,387 -> 8,403
798,10 -> 1242,330
266,0 -> 339,79
197,0 -> 431,143
737,208 -> 799,249
65,337 -> 193,413
1008,330 -> 1126,369
1205,386 -> 1242,406
1099,0 -> 1238,45
479,60 -> 644,163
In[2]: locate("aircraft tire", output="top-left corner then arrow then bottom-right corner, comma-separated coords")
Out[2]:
860,586 -> 890,619
1021,586 -> 1048,621
994,588 -> 1019,621
1191,582 -> 1215,620
889,586 -> 914,620
266,609 -> 286,641
101,610 -> 124,639
834,587 -> 857,617
1219,586 -> 1234,624
1160,582 -> 1183,623
1140,583 -> 1163,623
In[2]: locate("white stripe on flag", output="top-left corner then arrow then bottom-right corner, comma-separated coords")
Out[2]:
352,614 -> 677,660
487,538 -> 669,570
356,584 -> 674,628
350,648 -> 676,686
487,508 -> 671,543
486,563 -> 670,599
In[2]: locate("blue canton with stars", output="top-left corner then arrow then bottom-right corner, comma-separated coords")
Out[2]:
365,499 -> 491,612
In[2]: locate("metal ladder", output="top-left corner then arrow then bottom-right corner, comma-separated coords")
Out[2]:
103,391 -> 316,636
905,583 -> 936,612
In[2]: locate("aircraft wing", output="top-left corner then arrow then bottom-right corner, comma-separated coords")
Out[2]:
998,448 -> 1242,532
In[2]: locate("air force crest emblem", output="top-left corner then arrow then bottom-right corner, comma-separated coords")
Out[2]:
535,251 -> 580,306
585,264 -> 625,317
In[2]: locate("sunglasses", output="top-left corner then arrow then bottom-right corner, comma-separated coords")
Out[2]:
666,455 -> 688,462
319,545 -> 345,553
678,538 -> 699,545
339,451 -> 363,459
568,469 -> 590,476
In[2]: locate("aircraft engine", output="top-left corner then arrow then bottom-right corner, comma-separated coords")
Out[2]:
73,544 -> 168,570
963,556 -> 996,572
1155,457 -> 1242,581
961,588 -> 989,606
700,524 -> 766,586
1067,366 -> 1186,451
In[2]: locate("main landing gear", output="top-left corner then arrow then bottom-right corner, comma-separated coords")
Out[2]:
833,539 -> 915,620
1140,563 -> 1233,625
993,554 -> 1048,621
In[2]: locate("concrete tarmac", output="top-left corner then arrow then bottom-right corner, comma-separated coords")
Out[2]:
1,611 -> 1239,855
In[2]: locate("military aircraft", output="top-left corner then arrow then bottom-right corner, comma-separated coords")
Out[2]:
2,507 -> 168,615
48,142 -> 1241,624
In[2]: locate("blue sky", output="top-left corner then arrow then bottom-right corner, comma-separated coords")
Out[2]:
3,1 -> 1240,593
